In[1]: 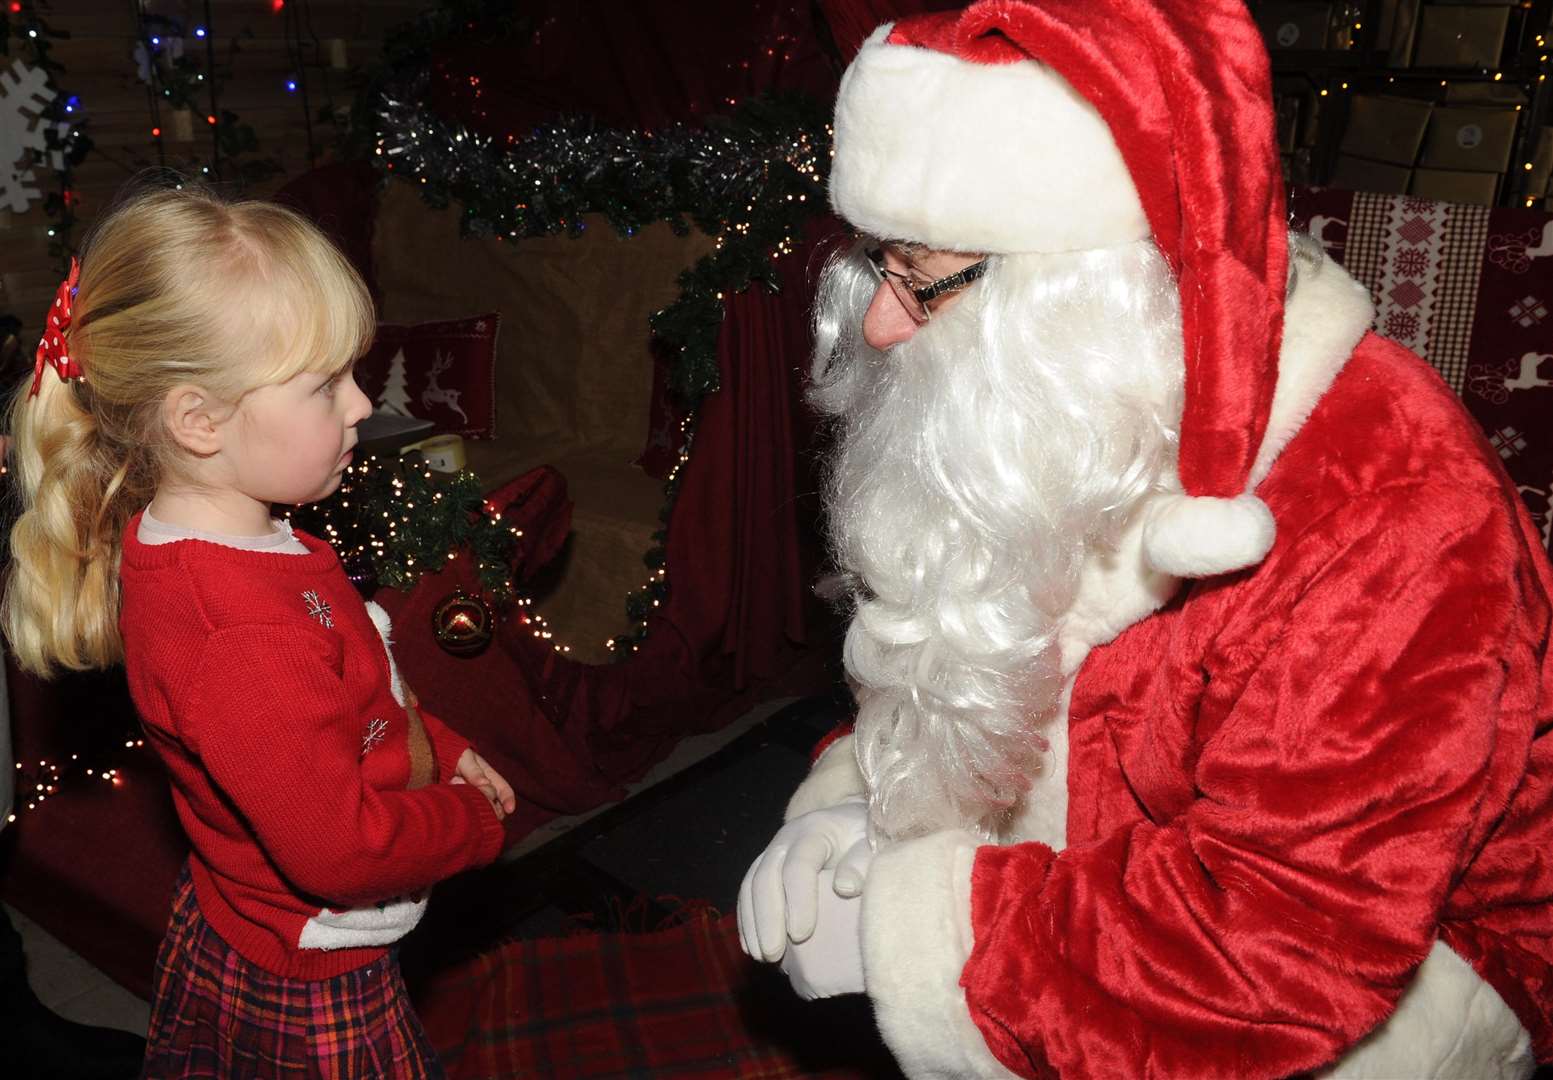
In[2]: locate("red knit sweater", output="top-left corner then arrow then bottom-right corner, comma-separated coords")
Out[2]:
119,511 -> 506,979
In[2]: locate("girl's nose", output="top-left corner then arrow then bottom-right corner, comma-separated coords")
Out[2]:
345,375 -> 374,425
862,281 -> 920,350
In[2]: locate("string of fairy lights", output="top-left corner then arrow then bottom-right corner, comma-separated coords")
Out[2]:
11,752 -> 135,822
1294,5 -> 1552,207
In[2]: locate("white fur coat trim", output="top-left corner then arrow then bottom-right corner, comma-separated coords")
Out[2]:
364,599 -> 407,708
860,828 -> 1018,1079
829,25 -> 1149,256
1316,941 -> 1534,1079
1248,248 -> 1376,489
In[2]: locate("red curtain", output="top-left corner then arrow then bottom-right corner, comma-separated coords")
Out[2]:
428,0 -> 842,136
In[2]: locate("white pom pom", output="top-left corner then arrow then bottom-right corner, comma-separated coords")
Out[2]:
1142,493 -> 1276,578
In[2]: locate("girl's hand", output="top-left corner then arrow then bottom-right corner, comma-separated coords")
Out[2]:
449,748 -> 516,819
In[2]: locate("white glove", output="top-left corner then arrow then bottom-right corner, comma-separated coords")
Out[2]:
737,796 -> 874,963
779,868 -> 864,999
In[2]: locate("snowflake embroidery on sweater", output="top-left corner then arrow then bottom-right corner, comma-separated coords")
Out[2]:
361,717 -> 389,757
302,590 -> 333,628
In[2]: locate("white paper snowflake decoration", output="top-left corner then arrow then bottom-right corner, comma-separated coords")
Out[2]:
0,58 -> 71,213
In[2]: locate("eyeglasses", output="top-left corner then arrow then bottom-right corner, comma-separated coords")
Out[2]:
865,246 -> 990,324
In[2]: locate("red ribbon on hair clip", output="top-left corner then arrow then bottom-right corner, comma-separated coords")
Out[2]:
30,258 -> 83,398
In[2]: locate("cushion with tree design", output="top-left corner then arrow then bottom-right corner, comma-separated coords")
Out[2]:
355,313 -> 501,439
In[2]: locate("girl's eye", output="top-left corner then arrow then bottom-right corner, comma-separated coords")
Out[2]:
319,376 -> 339,396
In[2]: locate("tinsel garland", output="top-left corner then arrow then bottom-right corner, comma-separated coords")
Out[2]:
369,81 -> 832,654
372,83 -> 831,409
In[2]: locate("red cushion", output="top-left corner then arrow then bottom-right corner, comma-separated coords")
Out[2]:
356,314 -> 500,439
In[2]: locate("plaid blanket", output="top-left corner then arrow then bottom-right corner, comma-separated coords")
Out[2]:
412,913 -> 901,1080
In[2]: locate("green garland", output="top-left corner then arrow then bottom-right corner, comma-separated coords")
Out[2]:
367,79 -> 832,653
284,453 -> 521,603
371,87 -> 831,409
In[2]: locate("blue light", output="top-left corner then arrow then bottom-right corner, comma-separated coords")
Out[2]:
286,79 -> 298,93
150,35 -> 160,46
194,27 -> 207,38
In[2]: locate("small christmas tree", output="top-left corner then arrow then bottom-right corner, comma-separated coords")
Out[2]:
378,346 -> 414,416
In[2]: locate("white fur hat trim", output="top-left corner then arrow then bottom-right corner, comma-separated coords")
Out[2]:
829,25 -> 1150,255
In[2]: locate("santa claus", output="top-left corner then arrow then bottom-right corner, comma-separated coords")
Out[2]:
736,1 -> 1553,1077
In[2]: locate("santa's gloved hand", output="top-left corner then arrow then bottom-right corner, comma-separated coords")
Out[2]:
738,796 -> 873,962
779,867 -> 865,999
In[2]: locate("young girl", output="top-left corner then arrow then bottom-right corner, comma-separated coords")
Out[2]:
2,184 -> 516,1077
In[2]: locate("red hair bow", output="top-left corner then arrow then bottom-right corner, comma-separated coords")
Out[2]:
30,258 -> 83,398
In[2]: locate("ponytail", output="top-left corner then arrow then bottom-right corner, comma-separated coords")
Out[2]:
2,370 -> 156,675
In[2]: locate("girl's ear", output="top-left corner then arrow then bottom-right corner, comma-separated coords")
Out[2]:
162,384 -> 227,457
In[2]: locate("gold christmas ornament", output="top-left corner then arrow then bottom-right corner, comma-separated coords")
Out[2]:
432,590 -> 494,656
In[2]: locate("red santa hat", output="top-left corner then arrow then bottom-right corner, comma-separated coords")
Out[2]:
829,0 -> 1289,578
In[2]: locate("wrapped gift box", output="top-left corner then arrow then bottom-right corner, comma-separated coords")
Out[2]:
1412,4 -> 1510,68
1421,106 -> 1520,172
1444,81 -> 1528,106
1339,94 -> 1434,165
1377,0 -> 1422,67
1528,127 -> 1553,199
1331,154 -> 1414,194
1410,166 -> 1500,205
1255,2 -> 1333,50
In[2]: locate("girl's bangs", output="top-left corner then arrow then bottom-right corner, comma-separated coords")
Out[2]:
247,245 -> 374,387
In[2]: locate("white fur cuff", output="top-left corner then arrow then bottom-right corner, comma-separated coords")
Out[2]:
785,734 -> 867,821
862,830 -> 1018,1079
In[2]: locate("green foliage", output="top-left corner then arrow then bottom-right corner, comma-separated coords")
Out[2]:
284,454 -> 521,603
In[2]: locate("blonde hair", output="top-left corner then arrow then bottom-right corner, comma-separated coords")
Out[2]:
2,181 -> 375,677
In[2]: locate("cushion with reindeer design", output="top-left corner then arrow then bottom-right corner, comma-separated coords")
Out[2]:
355,313 -> 500,439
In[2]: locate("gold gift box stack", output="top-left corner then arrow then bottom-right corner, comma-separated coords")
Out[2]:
1334,94 -> 1535,206
1254,1 -> 1553,207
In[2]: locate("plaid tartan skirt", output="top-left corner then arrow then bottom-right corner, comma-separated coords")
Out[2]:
141,866 -> 444,1079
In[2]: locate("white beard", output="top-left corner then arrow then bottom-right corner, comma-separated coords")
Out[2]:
809,241 -> 1185,842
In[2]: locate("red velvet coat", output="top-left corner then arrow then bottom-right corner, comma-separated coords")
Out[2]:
965,330 -> 1553,1076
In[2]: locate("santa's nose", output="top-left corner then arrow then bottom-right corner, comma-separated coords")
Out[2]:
862,281 -> 920,350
